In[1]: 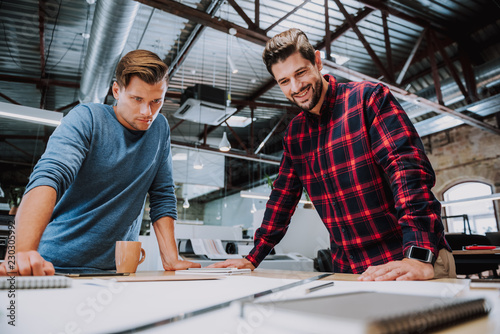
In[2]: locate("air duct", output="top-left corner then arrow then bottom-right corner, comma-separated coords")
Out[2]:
78,0 -> 139,103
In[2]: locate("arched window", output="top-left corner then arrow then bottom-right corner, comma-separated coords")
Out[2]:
442,182 -> 498,234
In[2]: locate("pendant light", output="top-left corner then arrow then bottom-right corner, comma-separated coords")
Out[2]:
193,151 -> 204,169
227,55 -> 238,74
250,201 -> 257,214
219,132 -> 231,152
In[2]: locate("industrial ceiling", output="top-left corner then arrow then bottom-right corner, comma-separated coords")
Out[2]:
1,0 -> 499,205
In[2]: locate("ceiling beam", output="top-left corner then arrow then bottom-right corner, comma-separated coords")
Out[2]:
227,0 -> 256,30
255,113 -> 287,154
381,11 -> 393,77
54,101 -> 79,112
321,58 -> 500,136
167,21 -> 204,79
254,0 -> 260,29
166,0 -> 224,79
134,0 -> 269,46
392,20 -> 500,87
357,0 -> 496,87
357,0 -> 449,35
2,140 -> 33,159
0,74 -> 80,88
458,45 -> 479,102
315,7 -> 374,52
169,119 -> 185,132
264,0 -> 311,33
396,28 -> 426,85
430,30 -> 471,104
427,30 -> 444,106
400,55 -> 458,88
324,0 -> 332,61
333,0 -> 393,83
398,31 -> 500,88
0,92 -> 21,105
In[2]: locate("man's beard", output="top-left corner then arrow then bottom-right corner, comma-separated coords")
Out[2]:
290,77 -> 323,112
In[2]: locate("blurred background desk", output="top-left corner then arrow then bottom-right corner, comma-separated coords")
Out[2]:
452,248 -> 500,278
446,232 -> 500,278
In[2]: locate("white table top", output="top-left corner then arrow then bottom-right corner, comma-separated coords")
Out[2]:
0,270 -> 498,334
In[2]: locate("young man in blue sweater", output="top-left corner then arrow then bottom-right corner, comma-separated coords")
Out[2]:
0,50 -> 200,275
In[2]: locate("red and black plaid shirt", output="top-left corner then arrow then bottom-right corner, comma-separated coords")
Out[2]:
247,75 -> 450,274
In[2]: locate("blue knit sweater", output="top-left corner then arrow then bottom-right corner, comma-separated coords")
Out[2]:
26,103 -> 177,271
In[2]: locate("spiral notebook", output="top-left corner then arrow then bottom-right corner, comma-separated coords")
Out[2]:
242,291 -> 490,334
0,276 -> 72,289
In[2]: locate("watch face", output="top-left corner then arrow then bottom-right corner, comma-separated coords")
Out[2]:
409,246 -> 430,261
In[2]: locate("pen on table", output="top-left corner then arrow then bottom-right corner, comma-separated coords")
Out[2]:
305,281 -> 334,294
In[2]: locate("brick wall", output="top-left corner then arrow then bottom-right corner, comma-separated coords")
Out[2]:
423,116 -> 500,225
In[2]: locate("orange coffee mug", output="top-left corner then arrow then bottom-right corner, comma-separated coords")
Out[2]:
115,241 -> 146,273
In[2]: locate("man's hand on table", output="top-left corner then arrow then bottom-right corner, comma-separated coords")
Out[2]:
162,260 -> 201,271
206,258 -> 256,270
0,250 -> 55,276
358,258 -> 434,281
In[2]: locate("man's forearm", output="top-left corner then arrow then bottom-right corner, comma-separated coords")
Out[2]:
153,216 -> 180,267
15,186 -> 57,251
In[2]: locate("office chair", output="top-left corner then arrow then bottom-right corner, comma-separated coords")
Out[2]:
485,232 -> 500,246
315,249 -> 333,272
445,233 -> 499,278
445,233 -> 493,250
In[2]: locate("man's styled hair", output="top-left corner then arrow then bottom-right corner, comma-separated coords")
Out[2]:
115,50 -> 168,88
262,28 -> 316,77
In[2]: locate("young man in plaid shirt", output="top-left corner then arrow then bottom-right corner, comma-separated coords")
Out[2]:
211,29 -> 454,280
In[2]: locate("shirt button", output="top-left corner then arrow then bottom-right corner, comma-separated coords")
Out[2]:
332,201 -> 336,206
341,228 -> 346,233
349,255 -> 354,260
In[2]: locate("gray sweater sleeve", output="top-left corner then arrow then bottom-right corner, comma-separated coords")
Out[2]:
25,104 -> 92,200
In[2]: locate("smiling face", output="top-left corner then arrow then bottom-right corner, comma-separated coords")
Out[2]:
112,75 -> 168,131
271,50 -> 328,115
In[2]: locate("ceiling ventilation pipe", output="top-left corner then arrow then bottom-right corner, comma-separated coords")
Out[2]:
78,0 -> 139,103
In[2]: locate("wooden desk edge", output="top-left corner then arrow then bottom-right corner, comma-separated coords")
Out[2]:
452,249 -> 500,255
67,269 -> 470,286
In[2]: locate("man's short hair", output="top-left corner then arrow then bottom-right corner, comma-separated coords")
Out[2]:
115,50 -> 168,88
262,28 -> 316,77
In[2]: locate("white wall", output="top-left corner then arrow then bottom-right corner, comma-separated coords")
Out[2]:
203,184 -> 330,258
203,184 -> 269,228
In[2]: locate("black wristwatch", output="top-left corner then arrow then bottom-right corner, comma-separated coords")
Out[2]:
404,246 -> 435,264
